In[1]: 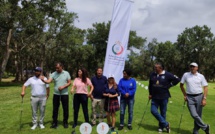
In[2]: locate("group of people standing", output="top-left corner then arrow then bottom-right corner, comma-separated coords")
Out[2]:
21,63 -> 137,132
21,62 -> 210,134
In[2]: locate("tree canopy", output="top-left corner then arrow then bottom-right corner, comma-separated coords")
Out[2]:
0,1 -> 215,81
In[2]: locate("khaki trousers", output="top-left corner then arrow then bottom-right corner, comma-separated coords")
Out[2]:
31,96 -> 46,125
91,98 -> 105,124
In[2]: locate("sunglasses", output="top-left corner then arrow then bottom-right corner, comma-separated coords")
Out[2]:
190,66 -> 196,68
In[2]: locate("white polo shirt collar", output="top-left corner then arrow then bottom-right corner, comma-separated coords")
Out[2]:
189,71 -> 198,76
156,70 -> 165,77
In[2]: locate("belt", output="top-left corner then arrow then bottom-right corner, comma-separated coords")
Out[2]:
187,93 -> 202,96
32,95 -> 46,97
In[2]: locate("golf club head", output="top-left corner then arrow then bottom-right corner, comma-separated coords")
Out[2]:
71,130 -> 76,134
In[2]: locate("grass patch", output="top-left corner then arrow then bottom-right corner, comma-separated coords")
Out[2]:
0,79 -> 214,134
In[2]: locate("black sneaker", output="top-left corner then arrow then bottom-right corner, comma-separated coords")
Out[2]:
91,123 -> 96,126
166,123 -> 170,133
118,126 -> 124,130
205,124 -> 210,134
64,122 -> 68,128
111,127 -> 115,131
128,125 -> 132,130
72,124 -> 77,128
50,123 -> 58,129
71,130 -> 76,134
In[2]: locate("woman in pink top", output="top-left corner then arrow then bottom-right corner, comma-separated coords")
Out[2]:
70,68 -> 94,128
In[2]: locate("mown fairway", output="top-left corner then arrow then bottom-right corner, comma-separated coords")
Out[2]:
0,79 -> 214,134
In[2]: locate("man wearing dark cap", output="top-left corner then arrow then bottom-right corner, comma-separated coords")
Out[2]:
180,62 -> 210,134
21,67 -> 50,130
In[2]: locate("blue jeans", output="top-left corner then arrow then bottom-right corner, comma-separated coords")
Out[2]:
151,98 -> 169,128
120,99 -> 134,126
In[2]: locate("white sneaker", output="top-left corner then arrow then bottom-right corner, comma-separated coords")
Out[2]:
39,124 -> 45,129
158,128 -> 163,133
31,124 -> 37,130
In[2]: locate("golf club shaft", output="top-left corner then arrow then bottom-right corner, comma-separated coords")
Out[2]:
71,94 -> 74,109
59,92 -> 61,122
19,97 -> 24,131
177,100 -> 186,133
138,99 -> 150,130
71,94 -> 76,133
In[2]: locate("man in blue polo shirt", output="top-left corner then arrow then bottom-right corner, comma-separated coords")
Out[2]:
91,67 -> 107,126
149,63 -> 180,133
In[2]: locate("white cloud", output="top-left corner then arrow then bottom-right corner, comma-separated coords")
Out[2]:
66,0 -> 215,43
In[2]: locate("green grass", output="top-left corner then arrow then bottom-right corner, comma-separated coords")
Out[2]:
0,79 -> 214,134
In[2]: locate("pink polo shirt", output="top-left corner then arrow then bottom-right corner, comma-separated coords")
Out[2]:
73,78 -> 92,94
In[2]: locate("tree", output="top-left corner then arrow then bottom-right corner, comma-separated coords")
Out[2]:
0,0 -> 80,81
86,21 -> 110,68
176,25 -> 215,79
154,41 -> 180,74
0,0 -> 19,81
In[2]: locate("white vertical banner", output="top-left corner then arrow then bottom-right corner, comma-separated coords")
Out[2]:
103,0 -> 133,83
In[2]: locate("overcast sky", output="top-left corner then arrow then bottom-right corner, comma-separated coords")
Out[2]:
66,0 -> 215,43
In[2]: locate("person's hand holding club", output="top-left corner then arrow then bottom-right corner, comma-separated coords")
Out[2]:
201,99 -> 207,106
58,86 -> 64,91
21,91 -> 25,98
148,95 -> 152,100
183,95 -> 187,101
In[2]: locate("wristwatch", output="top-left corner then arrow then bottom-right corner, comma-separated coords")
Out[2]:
203,97 -> 207,100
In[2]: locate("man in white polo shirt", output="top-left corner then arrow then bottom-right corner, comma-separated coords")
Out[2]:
21,67 -> 50,130
180,62 -> 210,134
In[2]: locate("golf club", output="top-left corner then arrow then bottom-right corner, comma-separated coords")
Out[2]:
19,97 -> 24,131
138,99 -> 150,130
126,99 -> 129,130
177,100 -> 186,133
58,91 -> 61,127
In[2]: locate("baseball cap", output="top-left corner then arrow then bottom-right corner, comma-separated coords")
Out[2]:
34,67 -> 42,72
190,62 -> 198,67
108,74 -> 114,79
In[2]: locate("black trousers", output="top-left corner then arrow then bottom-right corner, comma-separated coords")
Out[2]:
73,94 -> 89,125
52,94 -> 69,124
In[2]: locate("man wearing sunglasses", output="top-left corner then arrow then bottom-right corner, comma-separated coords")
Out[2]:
180,62 -> 210,134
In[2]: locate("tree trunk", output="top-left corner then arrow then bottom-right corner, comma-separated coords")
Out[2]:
0,29 -> 12,82
40,43 -> 45,68
19,60 -> 23,81
14,41 -> 20,81
25,57 -> 30,81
